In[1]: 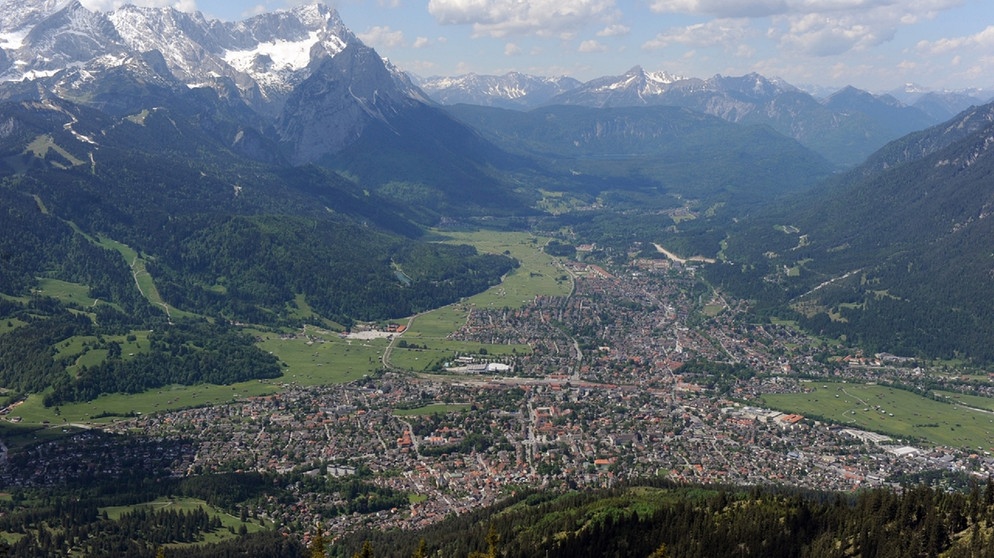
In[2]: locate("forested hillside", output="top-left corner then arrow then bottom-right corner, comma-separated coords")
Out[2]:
0,97 -> 515,404
705,102 -> 994,362
327,480 -> 994,558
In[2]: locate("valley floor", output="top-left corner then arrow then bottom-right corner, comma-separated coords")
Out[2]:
8,253 -> 992,540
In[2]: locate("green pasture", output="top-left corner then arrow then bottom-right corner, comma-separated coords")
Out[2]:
0,317 -> 26,334
437,230 -> 572,309
385,230 -> 565,371
254,327 -> 386,385
934,390 -> 994,413
34,278 -> 114,311
394,403 -> 471,416
6,380 -> 280,428
100,497 -> 269,544
53,331 -> 152,373
761,381 -> 994,450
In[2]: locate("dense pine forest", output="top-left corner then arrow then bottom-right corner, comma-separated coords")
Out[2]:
325,480 -> 994,558
9,475 -> 994,557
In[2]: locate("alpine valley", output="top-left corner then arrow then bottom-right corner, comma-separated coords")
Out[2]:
3,1 -> 994,557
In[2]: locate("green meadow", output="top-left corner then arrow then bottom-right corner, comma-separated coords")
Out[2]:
7,380 -> 280,428
98,497 -> 269,545
761,381 -> 994,450
388,229 -> 572,372
253,327 -> 386,385
394,403 -> 472,416
3,230 -> 570,428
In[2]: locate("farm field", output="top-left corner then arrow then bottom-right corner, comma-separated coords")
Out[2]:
389,230 -> 570,372
760,381 -> 994,449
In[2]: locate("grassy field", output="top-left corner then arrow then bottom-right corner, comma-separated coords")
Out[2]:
394,403 -> 471,416
388,230 -> 570,372
761,381 -> 994,450
34,278 -> 106,309
99,497 -> 269,545
7,379 -> 281,427
2,230 -> 569,429
253,327 -> 386,385
53,331 -> 152,374
97,236 -> 199,320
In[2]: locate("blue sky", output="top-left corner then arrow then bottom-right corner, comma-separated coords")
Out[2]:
82,0 -> 994,93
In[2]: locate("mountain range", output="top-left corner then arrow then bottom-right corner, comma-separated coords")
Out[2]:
425,66 -> 989,167
0,0 -> 993,375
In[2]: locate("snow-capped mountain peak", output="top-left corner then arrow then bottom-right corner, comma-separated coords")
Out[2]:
0,2 -> 409,116
418,71 -> 581,108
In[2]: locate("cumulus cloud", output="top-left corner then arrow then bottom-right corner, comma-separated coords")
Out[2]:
358,26 -> 406,49
775,13 -> 891,56
578,39 -> 607,52
597,24 -> 630,37
427,0 -> 617,37
504,42 -> 522,55
917,25 -> 994,54
648,0 -> 963,57
643,18 -> 751,50
413,37 -> 432,49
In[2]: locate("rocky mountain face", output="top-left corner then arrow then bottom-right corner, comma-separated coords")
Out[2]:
0,0 -> 433,165
417,72 -> 581,109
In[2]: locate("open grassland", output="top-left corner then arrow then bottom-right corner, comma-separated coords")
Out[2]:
388,230 -> 569,372
437,230 -> 572,310
394,403 -> 471,416
99,497 -> 269,544
253,326 -> 386,385
761,381 -> 994,450
53,331 -> 152,374
0,317 -> 27,334
7,380 -> 280,428
34,278 -> 113,310
934,390 -> 994,413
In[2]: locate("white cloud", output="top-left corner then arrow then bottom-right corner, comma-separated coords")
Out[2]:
647,0 -> 964,57
648,0 -> 788,17
358,26 -> 406,49
427,0 -> 617,37
917,25 -> 994,54
80,0 -> 197,11
413,37 -> 432,49
504,42 -> 522,55
775,13 -> 890,56
643,18 -> 751,50
578,39 -> 607,53
597,24 -> 630,37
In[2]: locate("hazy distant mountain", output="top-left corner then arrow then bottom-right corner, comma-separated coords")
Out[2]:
548,68 -> 937,166
446,103 -> 832,206
545,66 -> 688,107
418,72 -> 581,109
911,91 -> 988,122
